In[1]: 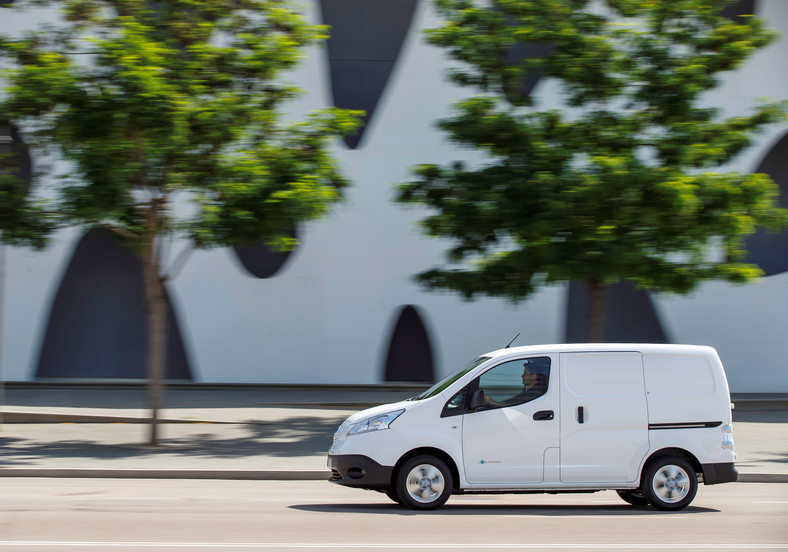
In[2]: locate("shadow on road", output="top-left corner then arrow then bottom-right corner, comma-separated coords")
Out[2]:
290,503 -> 720,515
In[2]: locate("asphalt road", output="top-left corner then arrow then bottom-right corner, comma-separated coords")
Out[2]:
0,479 -> 786,551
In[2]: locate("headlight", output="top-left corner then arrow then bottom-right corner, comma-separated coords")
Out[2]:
347,409 -> 405,436
333,420 -> 352,441
329,420 -> 353,454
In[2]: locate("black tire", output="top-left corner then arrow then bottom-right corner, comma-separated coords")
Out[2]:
641,456 -> 698,511
616,489 -> 649,506
395,455 -> 453,510
385,487 -> 402,504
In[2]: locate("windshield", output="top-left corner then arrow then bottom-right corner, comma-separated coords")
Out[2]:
413,356 -> 491,400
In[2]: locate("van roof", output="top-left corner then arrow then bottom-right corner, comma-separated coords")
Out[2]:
484,343 -> 718,360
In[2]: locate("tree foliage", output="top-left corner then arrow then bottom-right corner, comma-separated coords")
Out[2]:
0,0 -> 361,442
397,0 -> 787,340
0,124 -> 50,247
2,0 -> 359,250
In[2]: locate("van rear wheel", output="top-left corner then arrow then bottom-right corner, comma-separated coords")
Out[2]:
642,457 -> 698,511
396,455 -> 452,510
616,489 -> 649,506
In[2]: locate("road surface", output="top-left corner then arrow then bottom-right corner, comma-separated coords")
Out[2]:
0,479 -> 786,551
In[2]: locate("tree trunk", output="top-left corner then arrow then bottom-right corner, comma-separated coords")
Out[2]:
141,211 -> 167,446
587,278 -> 607,343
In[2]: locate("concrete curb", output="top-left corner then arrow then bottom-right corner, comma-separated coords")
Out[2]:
4,382 -> 426,392
738,473 -> 788,483
0,468 -> 784,482
1,408 -> 361,424
1,411 -> 237,424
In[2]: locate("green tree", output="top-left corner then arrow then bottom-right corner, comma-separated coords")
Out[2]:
0,124 -> 50,430
397,0 -> 787,342
0,0 -> 360,444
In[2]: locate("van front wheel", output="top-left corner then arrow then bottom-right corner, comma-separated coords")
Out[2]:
642,457 -> 698,511
396,455 -> 453,510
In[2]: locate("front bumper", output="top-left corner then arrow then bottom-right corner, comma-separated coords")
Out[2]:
701,462 -> 738,485
327,454 -> 393,490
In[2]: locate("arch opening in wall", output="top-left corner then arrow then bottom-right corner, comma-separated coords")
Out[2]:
232,225 -> 300,279
36,228 -> 192,380
565,280 -> 669,344
745,130 -> 788,276
319,0 -> 419,149
383,304 -> 435,383
0,122 -> 33,195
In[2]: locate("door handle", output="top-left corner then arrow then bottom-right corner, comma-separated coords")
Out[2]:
578,406 -> 585,424
533,410 -> 554,421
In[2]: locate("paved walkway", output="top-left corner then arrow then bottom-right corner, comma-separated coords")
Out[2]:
0,386 -> 786,481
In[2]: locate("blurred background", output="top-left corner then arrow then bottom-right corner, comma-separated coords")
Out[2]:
0,0 -> 787,394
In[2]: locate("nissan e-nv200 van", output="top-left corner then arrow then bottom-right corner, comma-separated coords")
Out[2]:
327,343 -> 737,510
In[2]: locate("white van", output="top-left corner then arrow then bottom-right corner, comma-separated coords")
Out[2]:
327,343 -> 737,510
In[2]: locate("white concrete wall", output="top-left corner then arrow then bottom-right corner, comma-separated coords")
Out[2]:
1,0 -> 787,391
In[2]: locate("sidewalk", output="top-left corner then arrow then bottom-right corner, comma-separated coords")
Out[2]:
0,385 -> 786,482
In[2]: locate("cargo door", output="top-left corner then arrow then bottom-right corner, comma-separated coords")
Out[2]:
559,352 -> 649,484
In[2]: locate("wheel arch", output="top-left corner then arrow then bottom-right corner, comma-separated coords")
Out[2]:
641,447 -> 702,482
393,447 -> 461,491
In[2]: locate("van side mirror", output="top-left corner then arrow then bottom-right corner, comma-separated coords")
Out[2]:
469,389 -> 486,410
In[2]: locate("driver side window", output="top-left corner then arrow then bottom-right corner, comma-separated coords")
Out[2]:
477,357 -> 551,408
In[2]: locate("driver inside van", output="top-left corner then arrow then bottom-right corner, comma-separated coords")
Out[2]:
483,357 -> 550,408
508,358 -> 549,404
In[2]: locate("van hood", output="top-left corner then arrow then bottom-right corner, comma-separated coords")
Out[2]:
345,399 -> 418,424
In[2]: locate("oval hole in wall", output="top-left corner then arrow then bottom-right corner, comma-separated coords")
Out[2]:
745,131 -> 788,276
565,280 -> 669,343
504,41 -> 552,102
383,304 -> 435,383
319,0 -> 419,149
36,228 -> 192,380
232,225 -> 299,279
721,0 -> 756,19
0,123 -> 32,191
